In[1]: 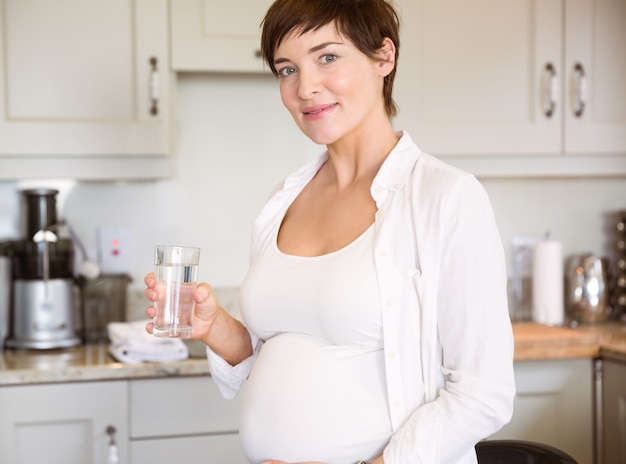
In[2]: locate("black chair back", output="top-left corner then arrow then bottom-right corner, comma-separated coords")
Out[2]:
475,440 -> 578,464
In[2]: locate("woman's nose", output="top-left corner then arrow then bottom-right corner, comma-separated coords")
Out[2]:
297,70 -> 320,100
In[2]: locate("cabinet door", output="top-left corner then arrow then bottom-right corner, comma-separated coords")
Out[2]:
488,359 -> 594,464
564,0 -> 626,154
602,359 -> 626,464
0,0 -> 171,178
393,0 -> 562,156
130,376 -> 242,437
171,0 -> 273,72
131,434 -> 249,464
0,381 -> 128,464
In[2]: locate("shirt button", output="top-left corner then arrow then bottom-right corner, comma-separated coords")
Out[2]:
386,299 -> 394,307
394,400 -> 402,408
379,250 -> 388,258
376,209 -> 385,218
392,183 -> 401,190
388,351 -> 397,359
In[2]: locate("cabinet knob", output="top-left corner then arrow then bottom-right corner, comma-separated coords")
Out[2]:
542,63 -> 559,118
106,425 -> 119,464
571,62 -> 588,118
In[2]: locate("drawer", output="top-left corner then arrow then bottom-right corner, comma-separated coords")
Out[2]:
130,376 -> 241,438
130,434 -> 248,464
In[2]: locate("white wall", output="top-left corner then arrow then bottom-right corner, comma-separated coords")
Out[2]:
1,74 -> 625,316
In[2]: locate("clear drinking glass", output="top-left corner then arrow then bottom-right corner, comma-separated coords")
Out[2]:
153,245 -> 200,338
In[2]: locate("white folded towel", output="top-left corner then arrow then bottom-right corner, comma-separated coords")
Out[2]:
107,320 -> 189,364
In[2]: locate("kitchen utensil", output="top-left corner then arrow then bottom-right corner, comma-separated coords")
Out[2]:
81,273 -> 131,343
565,253 -> 611,324
4,189 -> 81,349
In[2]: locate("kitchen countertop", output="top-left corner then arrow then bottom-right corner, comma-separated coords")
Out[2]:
0,343 -> 210,387
1,323 -> 625,387
513,322 -> 626,362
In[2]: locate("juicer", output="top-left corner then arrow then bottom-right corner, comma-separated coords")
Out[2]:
3,188 -> 81,349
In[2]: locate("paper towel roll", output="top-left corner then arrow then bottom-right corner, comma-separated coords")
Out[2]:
532,238 -> 564,325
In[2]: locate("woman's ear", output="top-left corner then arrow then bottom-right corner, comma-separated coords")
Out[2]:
377,37 -> 396,77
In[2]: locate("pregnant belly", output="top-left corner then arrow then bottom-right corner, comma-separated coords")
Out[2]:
239,333 -> 392,464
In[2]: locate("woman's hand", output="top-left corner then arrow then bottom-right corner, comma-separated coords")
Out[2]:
261,457 -> 384,464
262,461 -> 324,464
144,272 -> 221,343
144,272 -> 253,364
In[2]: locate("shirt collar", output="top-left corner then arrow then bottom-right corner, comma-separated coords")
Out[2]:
370,131 -> 421,206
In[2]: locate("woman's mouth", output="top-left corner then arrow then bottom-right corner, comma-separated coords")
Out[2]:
302,103 -> 338,120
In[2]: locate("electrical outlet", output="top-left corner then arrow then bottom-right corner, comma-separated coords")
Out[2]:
98,227 -> 131,275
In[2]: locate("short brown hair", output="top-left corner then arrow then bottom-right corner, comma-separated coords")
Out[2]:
261,0 -> 401,117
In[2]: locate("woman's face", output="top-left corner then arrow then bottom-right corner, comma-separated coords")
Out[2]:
273,23 -> 394,146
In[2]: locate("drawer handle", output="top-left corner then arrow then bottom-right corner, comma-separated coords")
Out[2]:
149,56 -> 160,117
106,425 -> 119,464
572,62 -> 588,118
542,63 -> 559,118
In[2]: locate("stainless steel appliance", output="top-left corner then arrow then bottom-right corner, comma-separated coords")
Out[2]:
614,211 -> 626,320
0,250 -> 10,345
2,189 -> 81,349
565,253 -> 611,324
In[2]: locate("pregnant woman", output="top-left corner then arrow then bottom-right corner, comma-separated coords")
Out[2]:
145,0 -> 516,462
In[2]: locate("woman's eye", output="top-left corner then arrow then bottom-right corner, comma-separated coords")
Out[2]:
278,66 -> 297,77
320,54 -> 337,64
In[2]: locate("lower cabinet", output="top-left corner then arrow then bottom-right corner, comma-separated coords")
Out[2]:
602,359 -> 626,464
129,376 -> 248,464
487,358 -> 594,464
0,380 -> 129,464
0,376 -> 247,464
131,434 -> 245,463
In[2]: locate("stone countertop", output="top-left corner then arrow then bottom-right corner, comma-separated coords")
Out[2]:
0,343 -> 210,387
1,323 -> 625,387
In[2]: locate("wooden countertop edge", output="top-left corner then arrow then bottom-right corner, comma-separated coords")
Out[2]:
514,344 -> 601,361
512,322 -> 625,362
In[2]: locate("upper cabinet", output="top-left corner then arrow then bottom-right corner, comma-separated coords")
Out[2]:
564,0 -> 626,155
0,0 -> 172,180
170,0 -> 274,73
393,0 -> 626,177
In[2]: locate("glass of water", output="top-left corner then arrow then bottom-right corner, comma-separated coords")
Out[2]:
153,245 -> 200,338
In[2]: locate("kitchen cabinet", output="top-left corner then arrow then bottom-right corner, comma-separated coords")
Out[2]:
170,0 -> 273,73
487,358 -> 594,464
601,359 -> 626,464
0,0 -> 172,180
393,0 -> 626,177
129,376 -> 248,463
0,375 -> 247,464
0,380 -> 128,464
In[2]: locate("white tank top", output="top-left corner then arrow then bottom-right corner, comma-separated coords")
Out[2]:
239,222 -> 393,464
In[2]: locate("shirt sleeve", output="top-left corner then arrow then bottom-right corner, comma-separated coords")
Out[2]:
205,326 -> 263,400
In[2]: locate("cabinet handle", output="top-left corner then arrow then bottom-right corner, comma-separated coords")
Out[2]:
149,56 -> 160,117
542,63 -> 559,118
572,62 -> 587,118
106,425 -> 119,464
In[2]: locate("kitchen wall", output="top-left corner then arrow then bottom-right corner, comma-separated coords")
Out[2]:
1,73 -> 624,317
